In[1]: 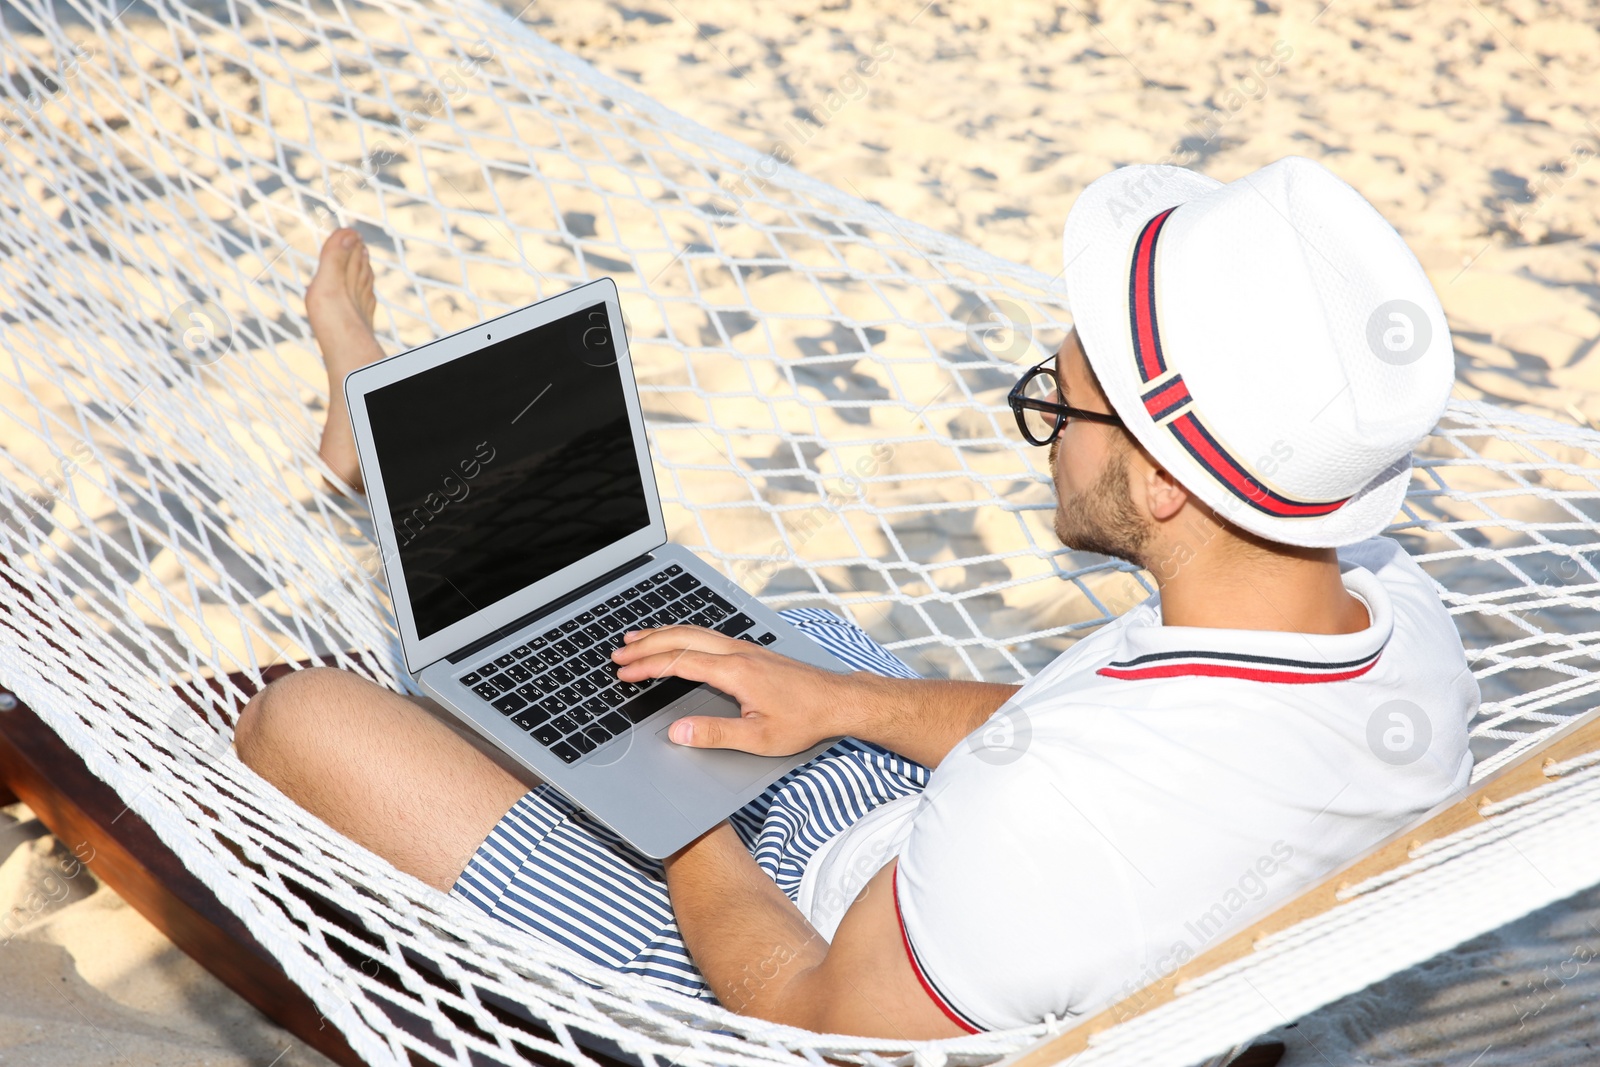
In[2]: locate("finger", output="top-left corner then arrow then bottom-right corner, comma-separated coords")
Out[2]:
620,623 -> 719,646
666,711 -> 770,753
613,625 -> 746,663
615,647 -> 747,689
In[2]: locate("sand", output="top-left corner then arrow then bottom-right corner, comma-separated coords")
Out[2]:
510,0 -> 1600,422
3,1 -> 1600,1064
0,803 -> 335,1067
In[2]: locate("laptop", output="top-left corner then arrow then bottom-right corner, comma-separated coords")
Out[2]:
344,278 -> 846,858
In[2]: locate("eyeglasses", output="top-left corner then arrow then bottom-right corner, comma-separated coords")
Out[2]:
1007,356 -> 1124,446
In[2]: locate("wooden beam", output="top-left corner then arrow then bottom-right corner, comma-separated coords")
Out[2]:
0,667 -> 647,1067
0,680 -> 364,1067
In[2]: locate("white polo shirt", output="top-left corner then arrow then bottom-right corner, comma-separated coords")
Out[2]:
793,536 -> 1478,1032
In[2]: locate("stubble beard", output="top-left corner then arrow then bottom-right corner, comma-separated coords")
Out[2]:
1051,436 -> 1152,567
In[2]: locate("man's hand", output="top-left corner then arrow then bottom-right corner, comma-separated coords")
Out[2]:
614,625 -> 1020,767
611,626 -> 874,755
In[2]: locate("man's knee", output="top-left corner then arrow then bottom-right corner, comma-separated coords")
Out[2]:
235,666 -> 369,773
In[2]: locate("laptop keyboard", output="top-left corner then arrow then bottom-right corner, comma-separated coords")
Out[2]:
455,563 -> 777,764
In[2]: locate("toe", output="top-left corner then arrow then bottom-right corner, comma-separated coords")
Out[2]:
314,228 -> 360,279
344,238 -> 365,288
356,261 -> 377,323
319,226 -> 355,260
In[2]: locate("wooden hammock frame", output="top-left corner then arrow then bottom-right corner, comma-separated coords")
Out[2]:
0,664 -> 637,1067
1005,706 -> 1600,1067
8,655 -> 1594,1067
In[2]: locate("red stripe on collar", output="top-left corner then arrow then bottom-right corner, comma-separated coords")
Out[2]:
1097,656 -> 1381,684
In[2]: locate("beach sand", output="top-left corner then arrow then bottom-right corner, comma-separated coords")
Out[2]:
511,0 -> 1600,423
0,803 -> 334,1067
3,1 -> 1599,1064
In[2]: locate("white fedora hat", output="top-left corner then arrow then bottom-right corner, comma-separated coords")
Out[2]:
1061,155 -> 1453,548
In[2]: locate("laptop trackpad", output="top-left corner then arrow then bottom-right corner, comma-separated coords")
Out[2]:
655,693 -> 783,791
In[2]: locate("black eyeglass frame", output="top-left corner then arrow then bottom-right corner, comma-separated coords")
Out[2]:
1006,356 -> 1124,446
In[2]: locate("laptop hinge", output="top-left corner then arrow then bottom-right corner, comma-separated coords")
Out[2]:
444,552 -> 655,665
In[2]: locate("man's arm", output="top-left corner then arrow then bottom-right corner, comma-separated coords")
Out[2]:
611,626 -> 1016,768
663,822 -> 968,1038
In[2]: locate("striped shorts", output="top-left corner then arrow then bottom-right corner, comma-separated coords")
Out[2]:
450,609 -> 931,1000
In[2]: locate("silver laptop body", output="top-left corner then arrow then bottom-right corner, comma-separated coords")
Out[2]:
344,278 -> 844,858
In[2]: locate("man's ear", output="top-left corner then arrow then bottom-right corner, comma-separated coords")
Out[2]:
1141,461 -> 1189,523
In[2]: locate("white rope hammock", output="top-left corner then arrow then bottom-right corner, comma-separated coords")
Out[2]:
1,1 -> 1599,1064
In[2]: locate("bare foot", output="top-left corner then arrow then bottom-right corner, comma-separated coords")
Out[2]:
306,228 -> 384,492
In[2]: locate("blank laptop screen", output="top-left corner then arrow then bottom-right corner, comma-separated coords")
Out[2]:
365,302 -> 652,641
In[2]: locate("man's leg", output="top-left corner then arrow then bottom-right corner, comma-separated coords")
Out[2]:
235,227 -> 694,979
250,234 -> 924,987
304,226 -> 385,491
231,227 -> 521,891
234,668 -> 527,892
232,615 -> 922,1000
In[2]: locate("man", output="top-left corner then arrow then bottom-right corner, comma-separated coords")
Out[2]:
236,155 -> 1476,1036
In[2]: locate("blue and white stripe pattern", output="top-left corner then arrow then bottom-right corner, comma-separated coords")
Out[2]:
451,609 -> 930,1000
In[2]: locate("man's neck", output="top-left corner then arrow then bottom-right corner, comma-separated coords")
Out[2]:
1153,541 -> 1371,635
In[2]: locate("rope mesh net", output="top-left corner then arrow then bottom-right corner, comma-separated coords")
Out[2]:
1,0 -> 1598,1064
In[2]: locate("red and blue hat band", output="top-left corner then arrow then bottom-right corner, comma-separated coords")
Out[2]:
1127,208 -> 1349,519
